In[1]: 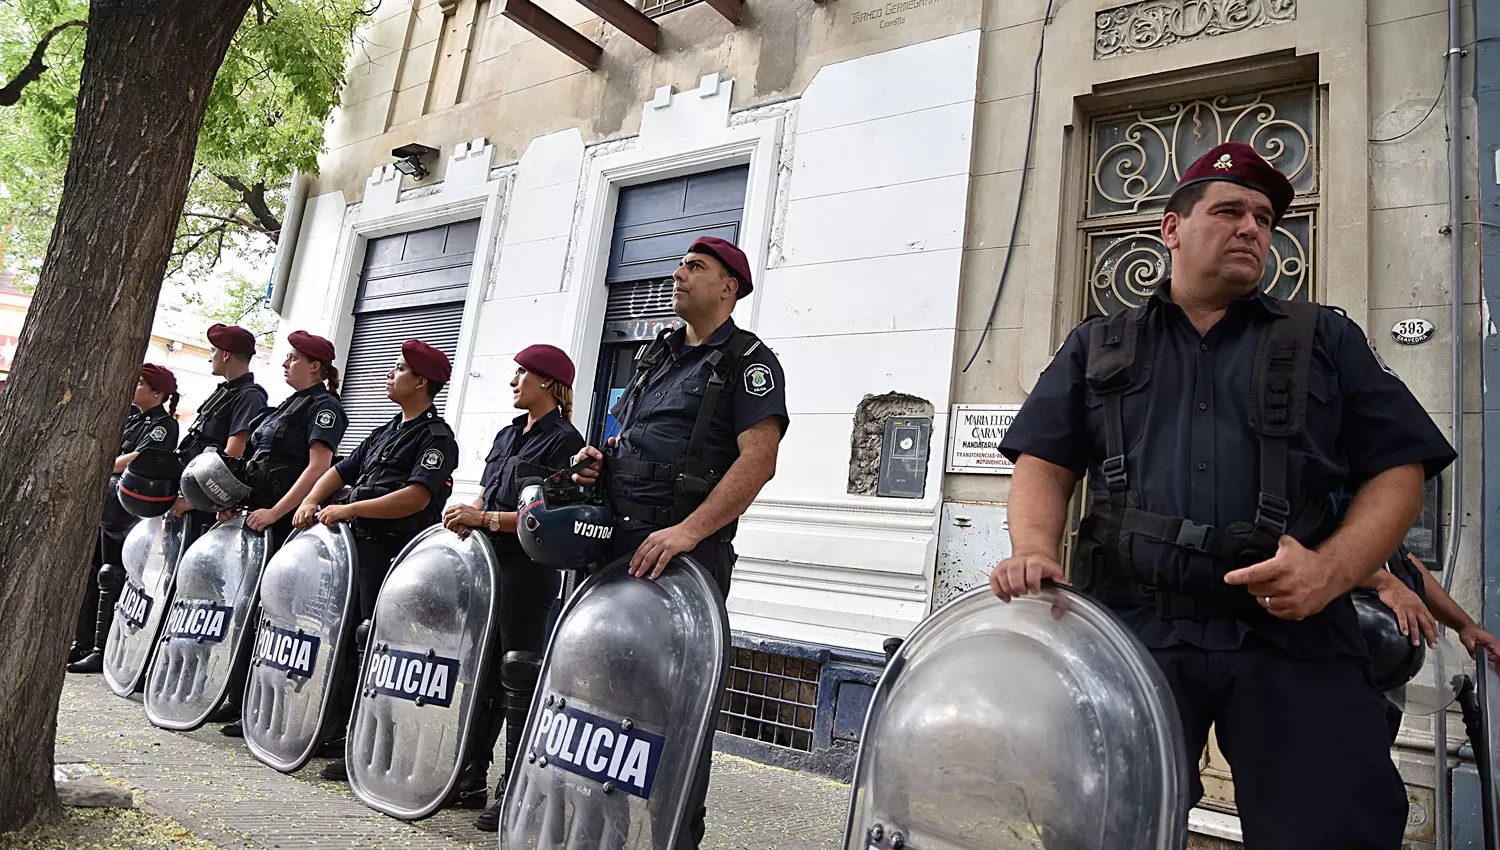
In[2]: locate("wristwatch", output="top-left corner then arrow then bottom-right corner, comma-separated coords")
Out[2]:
487,511 -> 501,533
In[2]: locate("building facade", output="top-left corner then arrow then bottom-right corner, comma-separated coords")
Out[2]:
271,0 -> 1485,844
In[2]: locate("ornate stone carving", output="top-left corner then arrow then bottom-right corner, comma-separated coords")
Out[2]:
1095,0 -> 1296,59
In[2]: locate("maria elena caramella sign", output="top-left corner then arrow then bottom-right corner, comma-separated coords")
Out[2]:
947,404 -> 1021,475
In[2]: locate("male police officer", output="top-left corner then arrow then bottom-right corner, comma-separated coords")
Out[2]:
573,236 -> 788,849
172,323 -> 269,517
991,142 -> 1455,849
293,339 -> 460,782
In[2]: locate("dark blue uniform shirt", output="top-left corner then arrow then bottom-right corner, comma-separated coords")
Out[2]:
121,404 -> 178,454
607,318 -> 789,538
243,386 -> 348,509
1000,287 -> 1455,657
334,405 -> 459,539
179,372 -> 268,456
481,408 -> 586,513
480,408 -> 585,555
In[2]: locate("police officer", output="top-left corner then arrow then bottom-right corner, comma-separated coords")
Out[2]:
214,331 -> 347,736
235,331 -> 348,547
69,363 -> 182,673
991,142 -> 1456,849
442,344 -> 585,824
293,339 -> 459,782
572,236 -> 788,850
171,323 -> 269,517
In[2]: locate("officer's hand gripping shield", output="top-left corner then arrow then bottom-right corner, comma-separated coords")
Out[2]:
143,517 -> 268,731
347,526 -> 498,820
102,514 -> 192,697
499,553 -> 729,850
844,586 -> 1190,850
243,522 -> 357,773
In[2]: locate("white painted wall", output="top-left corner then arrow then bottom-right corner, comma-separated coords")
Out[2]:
272,31 -> 983,653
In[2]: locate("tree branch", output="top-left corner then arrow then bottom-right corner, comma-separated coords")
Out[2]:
0,20 -> 87,107
214,174 -> 281,243
183,212 -> 263,232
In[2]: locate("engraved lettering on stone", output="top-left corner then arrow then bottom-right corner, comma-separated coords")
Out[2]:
1095,0 -> 1297,58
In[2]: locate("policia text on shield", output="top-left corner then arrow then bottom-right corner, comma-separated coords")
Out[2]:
292,339 -> 460,782
570,236 -> 788,849
993,143 -> 1457,849
441,343 -> 586,824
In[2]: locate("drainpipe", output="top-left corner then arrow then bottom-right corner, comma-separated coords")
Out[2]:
268,171 -> 310,316
1437,1 -> 1465,846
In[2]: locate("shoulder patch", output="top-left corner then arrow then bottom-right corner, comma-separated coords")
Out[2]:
744,363 -> 774,397
420,448 -> 444,471
315,409 -> 337,429
148,425 -> 168,443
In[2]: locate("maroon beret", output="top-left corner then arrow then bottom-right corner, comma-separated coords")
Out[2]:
401,339 -> 451,383
1169,142 -> 1295,223
288,330 -> 336,365
689,236 -> 753,299
515,344 -> 576,388
206,323 -> 256,354
140,363 -> 177,395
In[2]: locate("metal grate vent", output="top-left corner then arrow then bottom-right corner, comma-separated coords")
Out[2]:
718,649 -> 820,752
604,278 -> 674,323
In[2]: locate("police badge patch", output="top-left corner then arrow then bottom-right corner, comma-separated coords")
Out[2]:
744,363 -> 774,398
315,409 -> 336,429
420,448 -> 444,470
148,425 -> 168,443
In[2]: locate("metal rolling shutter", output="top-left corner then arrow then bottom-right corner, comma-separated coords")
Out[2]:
339,303 -> 464,454
339,222 -> 477,454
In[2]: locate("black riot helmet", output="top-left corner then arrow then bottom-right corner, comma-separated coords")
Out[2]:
179,447 -> 252,512
517,457 -> 618,571
1351,589 -> 1426,692
118,448 -> 183,518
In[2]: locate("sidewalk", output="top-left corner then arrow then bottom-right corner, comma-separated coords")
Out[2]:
55,674 -> 850,850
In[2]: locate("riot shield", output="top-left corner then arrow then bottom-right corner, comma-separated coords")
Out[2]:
347,526 -> 498,820
498,554 -> 729,850
844,586 -> 1189,850
1479,648 -> 1499,850
102,514 -> 191,697
242,522 -> 356,773
143,517 -> 268,731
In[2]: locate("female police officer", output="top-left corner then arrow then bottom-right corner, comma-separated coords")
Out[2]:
70,363 -> 182,672
236,331 -> 348,547
442,344 -> 584,824
212,332 -> 347,735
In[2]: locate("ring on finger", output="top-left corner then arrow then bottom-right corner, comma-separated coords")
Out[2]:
1263,596 -> 1272,607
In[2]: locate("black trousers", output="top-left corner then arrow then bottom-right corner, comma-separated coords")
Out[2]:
323,534 -> 408,745
1152,639 -> 1408,850
464,549 -> 561,772
607,528 -> 736,850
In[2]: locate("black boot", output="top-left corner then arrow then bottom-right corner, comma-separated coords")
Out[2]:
474,650 -> 541,832
67,650 -> 104,674
319,758 -> 348,781
67,642 -> 91,666
445,761 -> 488,810
69,562 -> 125,675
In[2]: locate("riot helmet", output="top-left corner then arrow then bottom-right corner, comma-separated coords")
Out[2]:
516,458 -> 618,571
118,448 -> 183,518
179,447 -> 252,512
1351,589 -> 1425,692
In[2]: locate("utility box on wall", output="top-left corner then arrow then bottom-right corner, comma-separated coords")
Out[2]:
877,416 -> 931,499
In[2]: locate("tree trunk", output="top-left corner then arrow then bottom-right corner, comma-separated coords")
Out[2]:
0,0 -> 251,832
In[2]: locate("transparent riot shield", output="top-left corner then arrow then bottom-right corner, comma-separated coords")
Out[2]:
844,586 -> 1189,850
242,522 -> 356,773
347,526 -> 498,820
1478,648 -> 1499,850
499,554 -> 729,850
102,514 -> 192,697
143,517 -> 268,731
